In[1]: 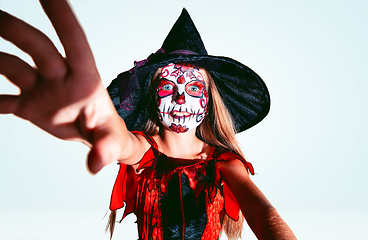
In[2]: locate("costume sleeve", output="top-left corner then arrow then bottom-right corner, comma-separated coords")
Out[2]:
215,151 -> 255,221
109,131 -> 157,221
109,164 -> 137,220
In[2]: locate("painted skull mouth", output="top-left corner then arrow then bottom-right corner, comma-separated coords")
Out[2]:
169,110 -> 192,119
159,104 -> 206,127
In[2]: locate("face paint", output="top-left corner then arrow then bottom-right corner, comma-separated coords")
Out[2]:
156,63 -> 208,133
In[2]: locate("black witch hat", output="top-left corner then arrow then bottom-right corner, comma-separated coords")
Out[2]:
107,8 -> 270,133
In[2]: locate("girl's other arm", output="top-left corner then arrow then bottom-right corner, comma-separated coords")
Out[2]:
218,159 -> 297,240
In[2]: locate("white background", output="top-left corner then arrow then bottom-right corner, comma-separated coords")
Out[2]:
1,0 -> 367,239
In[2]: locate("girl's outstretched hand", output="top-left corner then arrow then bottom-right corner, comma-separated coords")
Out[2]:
0,0 -> 129,174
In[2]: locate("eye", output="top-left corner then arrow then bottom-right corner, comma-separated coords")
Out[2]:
162,84 -> 173,91
189,86 -> 200,92
185,81 -> 205,97
157,79 -> 175,98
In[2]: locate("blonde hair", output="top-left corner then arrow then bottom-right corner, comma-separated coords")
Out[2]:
107,66 -> 246,239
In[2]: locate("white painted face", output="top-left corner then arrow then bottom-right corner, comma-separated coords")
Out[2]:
156,63 -> 208,133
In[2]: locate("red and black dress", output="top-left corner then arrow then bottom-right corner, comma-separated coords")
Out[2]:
109,132 -> 254,240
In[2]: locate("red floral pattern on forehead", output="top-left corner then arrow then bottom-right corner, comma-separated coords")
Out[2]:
174,63 -> 199,72
177,75 -> 185,84
161,63 -> 204,86
160,65 -> 172,78
178,64 -> 205,82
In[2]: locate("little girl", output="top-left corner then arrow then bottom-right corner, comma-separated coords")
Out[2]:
0,1 -> 296,239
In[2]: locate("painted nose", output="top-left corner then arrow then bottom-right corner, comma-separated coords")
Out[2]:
174,92 -> 185,104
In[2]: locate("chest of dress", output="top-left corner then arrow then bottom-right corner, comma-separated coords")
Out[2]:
134,155 -> 224,240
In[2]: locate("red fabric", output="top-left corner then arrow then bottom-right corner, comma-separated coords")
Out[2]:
109,131 -> 255,238
201,189 -> 224,239
135,163 -> 163,240
109,164 -> 137,220
109,131 -> 157,218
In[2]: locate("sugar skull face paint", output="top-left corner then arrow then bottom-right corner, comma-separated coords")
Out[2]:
156,63 -> 208,133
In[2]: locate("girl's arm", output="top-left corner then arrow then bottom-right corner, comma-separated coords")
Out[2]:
218,159 -> 297,240
0,0 -> 148,173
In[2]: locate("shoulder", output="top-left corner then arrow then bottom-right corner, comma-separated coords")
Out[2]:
131,131 -> 157,152
217,158 -> 251,178
213,147 -> 255,175
132,131 -> 157,147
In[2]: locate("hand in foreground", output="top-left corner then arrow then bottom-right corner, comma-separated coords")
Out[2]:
0,0 -> 127,174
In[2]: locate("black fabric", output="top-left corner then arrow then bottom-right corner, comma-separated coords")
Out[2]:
160,172 -> 207,240
160,172 -> 183,239
162,8 -> 207,55
181,173 -> 207,239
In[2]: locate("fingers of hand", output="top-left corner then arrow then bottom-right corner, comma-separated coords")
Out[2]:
40,0 -> 98,72
0,52 -> 33,116
0,10 -> 66,81
0,52 -> 37,90
0,95 -> 19,114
